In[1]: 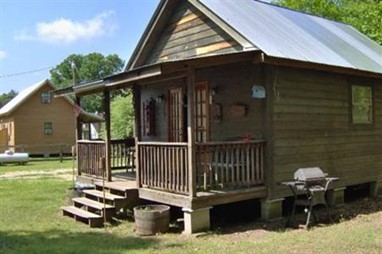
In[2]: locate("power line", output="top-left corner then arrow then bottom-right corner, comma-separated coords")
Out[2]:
0,66 -> 55,78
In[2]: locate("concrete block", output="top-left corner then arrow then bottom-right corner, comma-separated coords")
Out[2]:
327,187 -> 346,208
370,180 -> 382,197
182,207 -> 211,234
261,198 -> 284,221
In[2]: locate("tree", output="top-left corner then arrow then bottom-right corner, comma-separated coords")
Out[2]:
50,53 -> 124,112
110,93 -> 134,138
274,0 -> 382,45
0,90 -> 18,108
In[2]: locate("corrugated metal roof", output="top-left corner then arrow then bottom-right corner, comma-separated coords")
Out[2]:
199,0 -> 382,74
0,79 -> 49,116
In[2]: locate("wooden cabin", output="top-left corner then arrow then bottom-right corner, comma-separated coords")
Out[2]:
58,0 -> 382,233
0,79 -> 102,155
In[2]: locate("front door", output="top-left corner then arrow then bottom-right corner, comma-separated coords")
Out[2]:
194,82 -> 210,142
168,87 -> 185,142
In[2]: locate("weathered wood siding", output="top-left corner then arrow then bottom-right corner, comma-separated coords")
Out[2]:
269,66 -> 382,199
196,63 -> 264,142
13,84 -> 75,154
140,78 -> 185,142
139,62 -> 265,143
144,1 -> 241,65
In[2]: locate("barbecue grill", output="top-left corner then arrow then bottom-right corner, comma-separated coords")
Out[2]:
281,167 -> 339,228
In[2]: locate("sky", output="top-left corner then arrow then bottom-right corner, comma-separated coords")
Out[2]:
0,0 -> 160,94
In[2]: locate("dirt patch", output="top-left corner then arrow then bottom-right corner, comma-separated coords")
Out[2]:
0,168 -> 74,180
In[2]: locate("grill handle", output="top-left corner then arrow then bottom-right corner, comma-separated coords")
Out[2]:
324,177 -> 340,191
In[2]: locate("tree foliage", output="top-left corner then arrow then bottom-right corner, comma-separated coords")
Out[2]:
50,53 -> 124,112
275,0 -> 382,45
0,90 -> 18,108
110,93 -> 134,139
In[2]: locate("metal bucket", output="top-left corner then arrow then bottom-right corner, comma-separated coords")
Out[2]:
134,205 -> 170,236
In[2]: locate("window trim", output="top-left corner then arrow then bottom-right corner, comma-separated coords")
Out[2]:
349,84 -> 374,128
44,122 -> 53,135
41,91 -> 52,104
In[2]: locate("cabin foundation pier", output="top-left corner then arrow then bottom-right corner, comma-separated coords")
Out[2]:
327,187 -> 346,208
370,180 -> 382,197
261,198 -> 284,221
182,207 -> 212,234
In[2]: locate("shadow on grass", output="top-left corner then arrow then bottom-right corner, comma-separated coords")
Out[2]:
0,229 -> 159,254
213,195 -> 382,235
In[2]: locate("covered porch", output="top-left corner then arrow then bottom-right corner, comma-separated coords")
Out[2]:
59,52 -> 270,233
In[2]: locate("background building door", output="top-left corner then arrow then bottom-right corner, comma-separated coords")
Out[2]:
0,128 -> 8,152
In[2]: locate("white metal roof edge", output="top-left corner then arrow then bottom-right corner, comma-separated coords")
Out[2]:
0,79 -> 49,116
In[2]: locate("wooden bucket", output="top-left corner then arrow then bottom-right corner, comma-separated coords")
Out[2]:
134,205 -> 170,236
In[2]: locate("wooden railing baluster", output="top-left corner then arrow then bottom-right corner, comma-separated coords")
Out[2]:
195,141 -> 265,190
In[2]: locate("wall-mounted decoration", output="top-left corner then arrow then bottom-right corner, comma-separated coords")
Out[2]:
229,104 -> 247,118
142,98 -> 156,136
156,94 -> 165,104
252,85 -> 266,99
211,103 -> 222,123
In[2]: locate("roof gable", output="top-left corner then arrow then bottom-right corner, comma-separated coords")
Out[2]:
0,79 -> 52,116
143,0 -> 243,65
127,0 -> 382,75
0,79 -> 103,122
126,0 -> 252,70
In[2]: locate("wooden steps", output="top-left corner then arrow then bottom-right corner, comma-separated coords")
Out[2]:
82,189 -> 127,210
72,197 -> 115,221
62,206 -> 103,228
94,181 -> 137,192
62,181 -> 139,228
73,197 -> 114,210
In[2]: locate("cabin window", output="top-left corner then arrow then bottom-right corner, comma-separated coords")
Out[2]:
44,122 -> 53,135
351,85 -> 373,124
41,91 -> 52,104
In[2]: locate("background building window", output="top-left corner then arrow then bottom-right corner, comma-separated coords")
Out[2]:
351,85 -> 373,124
44,122 -> 53,135
41,91 -> 52,104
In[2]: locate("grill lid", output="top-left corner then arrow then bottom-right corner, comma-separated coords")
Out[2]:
294,167 -> 326,181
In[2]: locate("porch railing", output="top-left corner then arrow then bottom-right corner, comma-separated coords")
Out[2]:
195,140 -> 265,190
77,139 -> 136,177
77,140 -> 105,177
137,140 -> 265,195
137,142 -> 189,195
111,138 -> 135,170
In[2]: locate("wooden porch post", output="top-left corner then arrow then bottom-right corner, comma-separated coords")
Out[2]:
187,68 -> 196,197
88,123 -> 92,140
133,85 -> 141,188
75,96 -> 82,176
75,96 -> 82,140
133,85 -> 142,140
104,90 -> 112,182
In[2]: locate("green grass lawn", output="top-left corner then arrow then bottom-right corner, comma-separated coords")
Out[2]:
0,158 -> 73,173
0,161 -> 381,253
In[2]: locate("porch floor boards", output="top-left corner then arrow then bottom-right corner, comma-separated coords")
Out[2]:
94,179 -> 137,192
